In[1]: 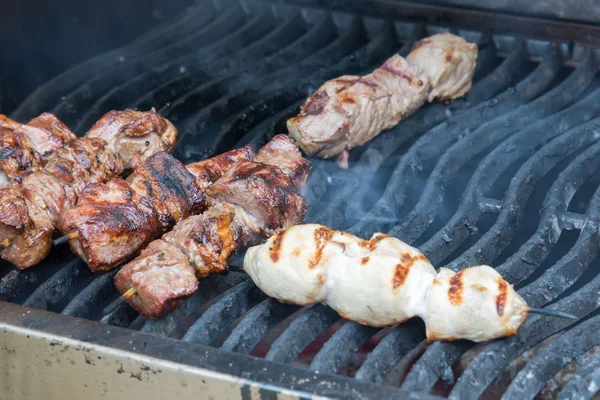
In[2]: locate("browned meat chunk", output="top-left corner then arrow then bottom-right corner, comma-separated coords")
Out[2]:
254,134 -> 311,189
62,152 -> 203,271
287,55 -> 430,159
61,179 -> 160,272
207,161 -> 308,237
0,113 -> 76,188
61,147 -> 252,272
0,113 -> 76,159
116,136 -> 309,318
407,32 -> 478,102
86,108 -> 177,171
185,144 -> 255,190
114,239 -> 198,319
0,109 -> 178,269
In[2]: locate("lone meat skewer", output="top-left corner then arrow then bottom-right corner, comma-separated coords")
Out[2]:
0,109 -> 177,269
114,135 -> 311,318
244,224 -> 575,343
287,32 -> 477,164
0,113 -> 76,187
61,145 -> 254,271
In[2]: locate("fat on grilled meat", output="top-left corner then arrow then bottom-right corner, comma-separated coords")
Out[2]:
244,224 -> 530,342
287,32 -> 477,161
61,146 -> 254,271
287,55 -> 430,160
0,110 -> 177,269
114,135 -> 310,319
85,108 -> 177,172
0,113 -> 76,187
406,32 -> 478,102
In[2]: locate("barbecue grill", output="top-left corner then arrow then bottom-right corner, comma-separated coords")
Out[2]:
2,0 -> 600,398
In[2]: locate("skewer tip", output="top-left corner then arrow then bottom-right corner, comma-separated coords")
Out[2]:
528,307 -> 578,320
103,288 -> 137,315
0,239 -> 10,251
52,231 -> 78,246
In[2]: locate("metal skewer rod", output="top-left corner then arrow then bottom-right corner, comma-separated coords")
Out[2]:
528,307 -> 578,320
52,231 -> 79,246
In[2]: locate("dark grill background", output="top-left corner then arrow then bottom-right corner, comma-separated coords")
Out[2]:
3,0 -> 600,398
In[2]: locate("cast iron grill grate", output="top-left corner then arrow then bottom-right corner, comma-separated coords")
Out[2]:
4,0 -> 600,398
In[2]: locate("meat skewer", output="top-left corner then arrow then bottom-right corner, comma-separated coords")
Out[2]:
287,32 -> 478,165
244,224 -> 575,343
0,109 -> 178,269
0,113 -> 76,188
113,135 -> 311,318
59,145 -> 255,271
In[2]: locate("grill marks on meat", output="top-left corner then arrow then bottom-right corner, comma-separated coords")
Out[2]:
0,139 -> 126,268
207,161 -> 308,238
0,113 -> 76,188
287,55 -> 430,159
287,32 -> 477,160
61,146 -> 254,272
186,146 -> 255,190
85,108 -> 178,172
254,134 -> 310,190
244,225 -> 530,342
115,135 -> 310,318
0,110 -> 177,269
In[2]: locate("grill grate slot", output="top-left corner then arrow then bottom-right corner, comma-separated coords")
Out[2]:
6,1 -> 600,397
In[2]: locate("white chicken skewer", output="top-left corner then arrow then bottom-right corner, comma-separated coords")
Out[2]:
244,224 -> 576,343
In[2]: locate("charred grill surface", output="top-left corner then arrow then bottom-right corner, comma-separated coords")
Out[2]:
4,1 -> 600,398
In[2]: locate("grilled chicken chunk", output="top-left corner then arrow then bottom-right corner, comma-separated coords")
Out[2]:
287,55 -> 430,159
427,266 -> 527,342
245,225 -> 436,326
115,135 -> 310,318
244,224 -> 532,342
0,113 -> 76,188
0,110 -> 178,269
287,32 -> 477,162
62,146 -> 253,271
407,32 -> 478,102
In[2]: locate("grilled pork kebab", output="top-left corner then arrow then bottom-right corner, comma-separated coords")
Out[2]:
0,109 -> 177,269
61,145 -> 255,271
287,32 -> 478,165
0,113 -> 76,187
245,224 -> 551,343
114,135 -> 311,318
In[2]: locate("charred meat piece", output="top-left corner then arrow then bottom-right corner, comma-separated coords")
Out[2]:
85,108 -> 178,172
61,146 -> 254,271
287,55 -> 430,159
0,113 -> 76,188
0,109 -> 178,269
115,135 -> 310,318
407,32 -> 478,102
